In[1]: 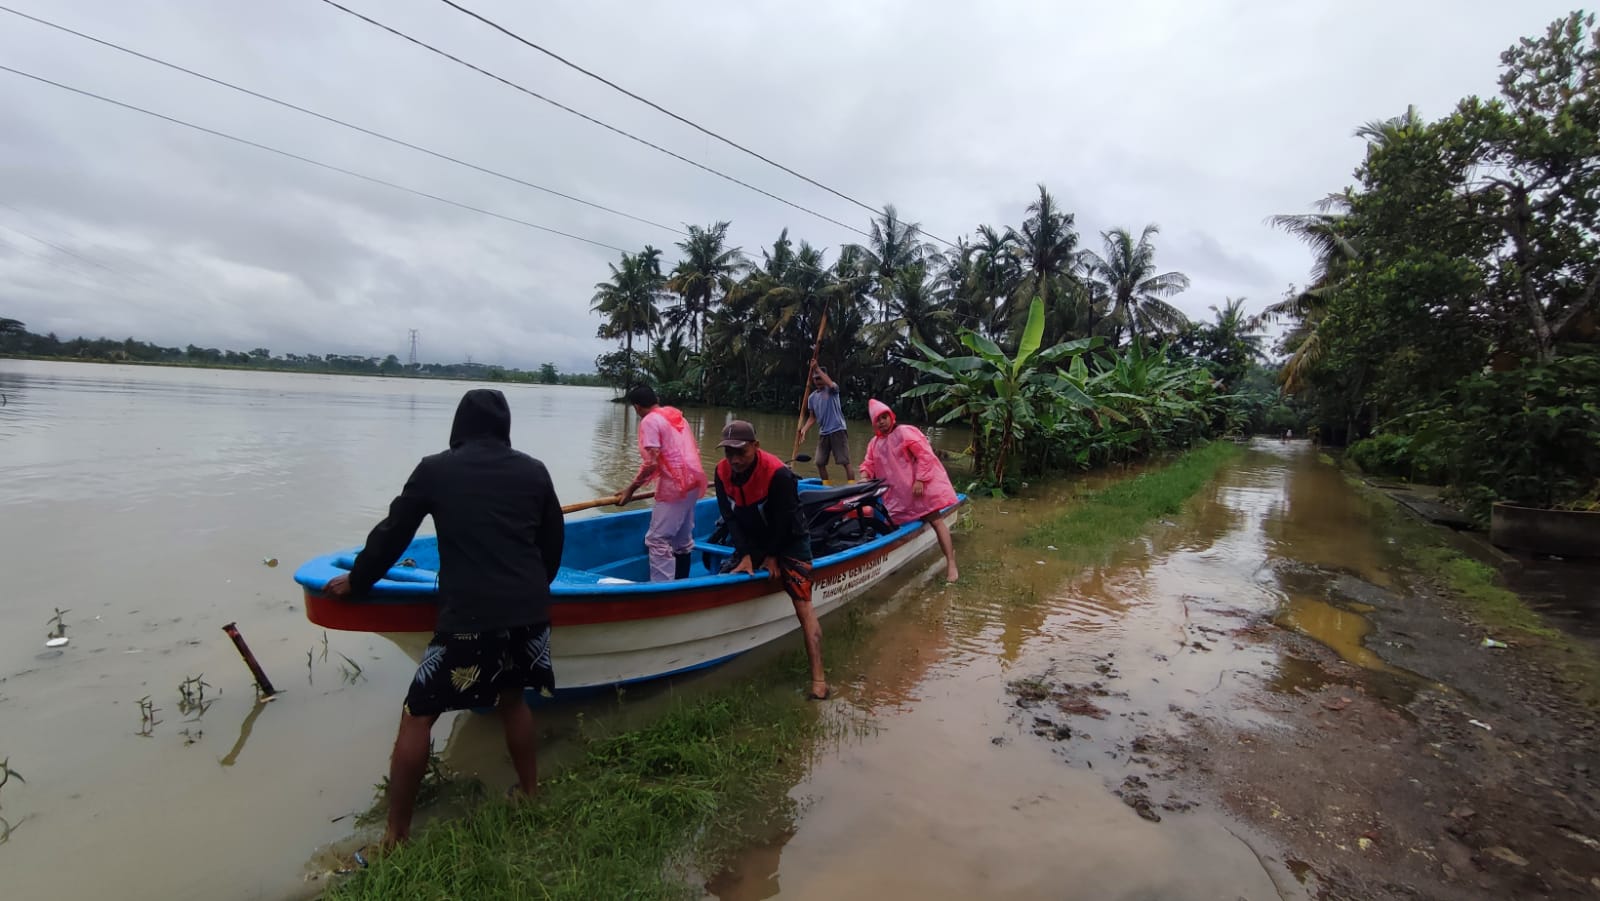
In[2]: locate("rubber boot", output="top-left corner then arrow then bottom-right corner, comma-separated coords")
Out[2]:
674,553 -> 692,580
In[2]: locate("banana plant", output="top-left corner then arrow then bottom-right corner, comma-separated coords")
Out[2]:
905,298 -> 1100,488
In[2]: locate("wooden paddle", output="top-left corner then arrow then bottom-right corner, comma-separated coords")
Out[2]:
562,491 -> 654,515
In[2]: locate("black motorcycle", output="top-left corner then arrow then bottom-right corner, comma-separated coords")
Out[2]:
704,479 -> 896,571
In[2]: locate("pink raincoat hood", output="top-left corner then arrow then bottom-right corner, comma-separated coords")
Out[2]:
658,405 -> 687,430
867,398 -> 895,427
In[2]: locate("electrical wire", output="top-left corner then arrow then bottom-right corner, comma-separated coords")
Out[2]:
431,0 -> 955,247
0,4 -> 684,237
313,0 -> 874,240
0,64 -> 630,252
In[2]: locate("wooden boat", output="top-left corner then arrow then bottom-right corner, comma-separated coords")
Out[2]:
293,481 -> 963,695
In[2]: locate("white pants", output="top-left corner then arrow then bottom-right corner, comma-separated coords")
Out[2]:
644,496 -> 697,581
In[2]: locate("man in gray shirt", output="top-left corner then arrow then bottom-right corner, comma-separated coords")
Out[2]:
796,363 -> 853,483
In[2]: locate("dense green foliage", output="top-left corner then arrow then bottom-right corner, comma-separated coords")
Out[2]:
590,187 -> 1283,424
1269,11 -> 1600,513
903,298 -> 1250,487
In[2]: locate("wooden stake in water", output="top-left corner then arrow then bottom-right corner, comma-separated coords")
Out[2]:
222,622 -> 278,699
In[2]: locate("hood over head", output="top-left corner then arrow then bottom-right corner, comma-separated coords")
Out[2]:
867,398 -> 895,427
449,389 -> 512,447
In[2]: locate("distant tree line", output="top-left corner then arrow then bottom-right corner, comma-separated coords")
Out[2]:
588,187 -> 1298,435
0,320 -> 599,387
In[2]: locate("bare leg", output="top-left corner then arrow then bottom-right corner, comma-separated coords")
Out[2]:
931,516 -> 958,582
382,709 -> 439,848
497,689 -> 539,799
816,461 -> 830,483
792,599 -> 827,697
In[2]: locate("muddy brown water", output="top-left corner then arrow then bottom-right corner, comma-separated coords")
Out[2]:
704,438 -> 1429,900
1,360 -> 1482,900
0,360 -> 966,901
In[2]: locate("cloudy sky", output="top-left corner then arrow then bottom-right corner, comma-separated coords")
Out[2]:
0,0 -> 1579,370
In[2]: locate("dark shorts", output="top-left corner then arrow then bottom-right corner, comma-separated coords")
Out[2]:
403,623 -> 555,716
816,430 -> 850,466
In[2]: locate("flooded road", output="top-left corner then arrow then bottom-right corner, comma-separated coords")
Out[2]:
708,439 -> 1414,900
0,360 -> 961,901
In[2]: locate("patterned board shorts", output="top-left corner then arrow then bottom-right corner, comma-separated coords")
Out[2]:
403,623 -> 555,717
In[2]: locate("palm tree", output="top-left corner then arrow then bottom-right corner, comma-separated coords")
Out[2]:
666,222 -> 746,354
1081,224 -> 1191,345
1262,193 -> 1357,392
590,250 -> 663,381
1003,184 -> 1082,343
850,205 -> 934,321
969,225 -> 1019,339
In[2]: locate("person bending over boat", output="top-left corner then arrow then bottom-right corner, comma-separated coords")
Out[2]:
321,388 -> 564,849
858,399 -> 960,582
713,420 -> 829,700
616,384 -> 709,581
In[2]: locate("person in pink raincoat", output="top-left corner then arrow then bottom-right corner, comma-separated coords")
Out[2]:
617,385 -> 709,581
857,399 -> 960,581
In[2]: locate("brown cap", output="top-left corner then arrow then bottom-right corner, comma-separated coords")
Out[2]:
718,420 -> 757,448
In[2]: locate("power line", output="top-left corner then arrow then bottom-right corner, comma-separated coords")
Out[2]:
314,0 -> 874,241
0,4 -> 683,237
0,219 -> 116,274
433,0 -> 956,249
0,64 -> 629,253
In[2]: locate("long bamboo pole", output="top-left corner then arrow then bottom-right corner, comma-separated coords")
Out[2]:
791,309 -> 831,462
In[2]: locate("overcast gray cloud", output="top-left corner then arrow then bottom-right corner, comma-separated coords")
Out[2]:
0,0 -> 1579,370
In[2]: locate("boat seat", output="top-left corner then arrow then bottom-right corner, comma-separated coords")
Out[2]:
696,542 -> 736,557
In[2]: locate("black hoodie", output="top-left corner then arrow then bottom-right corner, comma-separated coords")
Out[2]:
347,389 -> 565,632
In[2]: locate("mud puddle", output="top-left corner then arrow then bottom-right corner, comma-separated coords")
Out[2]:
706,439 -> 1600,900
706,440 -> 1384,899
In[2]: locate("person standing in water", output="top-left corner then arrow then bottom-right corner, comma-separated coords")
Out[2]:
858,399 -> 960,582
617,384 -> 709,581
322,388 -> 564,849
713,420 -> 828,699
797,364 -> 853,484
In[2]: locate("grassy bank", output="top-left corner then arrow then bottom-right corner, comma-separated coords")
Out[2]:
328,609 -> 872,901
328,444 -> 1241,899
1358,482 -> 1600,709
1025,440 -> 1243,559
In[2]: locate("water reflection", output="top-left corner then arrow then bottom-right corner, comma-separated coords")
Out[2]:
0,359 -> 978,901
708,440 -> 1432,899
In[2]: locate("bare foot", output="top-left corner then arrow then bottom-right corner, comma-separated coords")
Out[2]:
945,566 -> 960,582
378,831 -> 409,853
808,680 -> 830,700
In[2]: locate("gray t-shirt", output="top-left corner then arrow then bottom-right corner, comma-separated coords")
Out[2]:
807,385 -> 847,435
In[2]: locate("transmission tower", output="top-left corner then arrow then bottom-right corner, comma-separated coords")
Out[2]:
407,329 -> 418,367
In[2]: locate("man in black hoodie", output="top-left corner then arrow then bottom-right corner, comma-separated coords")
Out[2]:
323,388 -> 564,848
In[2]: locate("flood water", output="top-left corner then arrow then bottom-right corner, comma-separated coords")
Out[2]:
0,360 -> 962,901
706,438 -> 1418,900
1,360 -> 1526,900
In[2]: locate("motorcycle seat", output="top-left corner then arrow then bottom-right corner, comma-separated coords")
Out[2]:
798,479 -> 885,507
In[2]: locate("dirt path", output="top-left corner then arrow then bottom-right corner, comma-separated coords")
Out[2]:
1160,548 -> 1600,898
709,441 -> 1600,900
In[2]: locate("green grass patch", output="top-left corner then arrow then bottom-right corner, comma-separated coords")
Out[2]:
1024,441 -> 1243,558
1363,490 -> 1600,709
328,612 -> 874,901
1407,546 -> 1558,639
330,689 -> 815,900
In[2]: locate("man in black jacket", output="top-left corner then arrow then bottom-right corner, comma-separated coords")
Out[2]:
323,388 -> 564,848
712,420 -> 827,700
